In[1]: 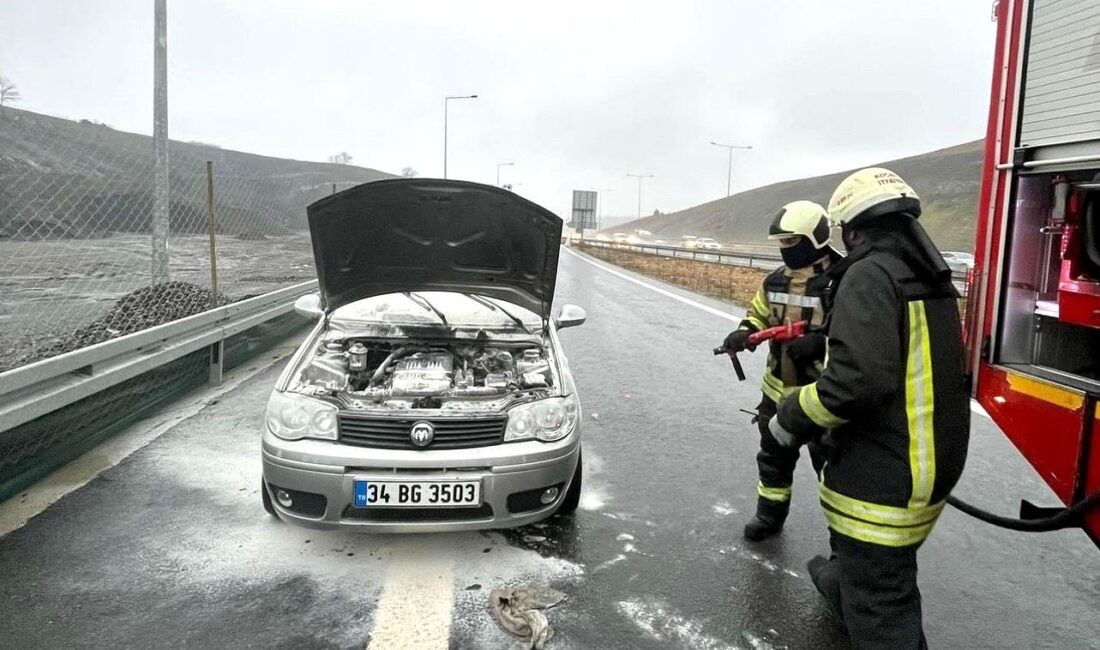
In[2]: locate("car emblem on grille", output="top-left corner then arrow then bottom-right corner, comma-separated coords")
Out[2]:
409,421 -> 435,447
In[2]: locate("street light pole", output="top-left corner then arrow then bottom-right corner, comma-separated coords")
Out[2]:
626,174 -> 654,220
496,162 -> 515,187
444,94 -> 478,179
709,141 -> 752,197
151,0 -> 169,284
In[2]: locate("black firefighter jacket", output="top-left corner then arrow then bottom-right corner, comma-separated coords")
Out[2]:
777,222 -> 970,548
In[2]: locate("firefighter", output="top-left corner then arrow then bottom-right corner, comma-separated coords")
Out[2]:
771,168 -> 970,648
722,200 -> 842,541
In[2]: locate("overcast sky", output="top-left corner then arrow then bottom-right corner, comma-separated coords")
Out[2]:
0,1 -> 997,219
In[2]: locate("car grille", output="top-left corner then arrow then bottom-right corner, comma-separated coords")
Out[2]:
338,414 -> 507,450
341,504 -> 494,522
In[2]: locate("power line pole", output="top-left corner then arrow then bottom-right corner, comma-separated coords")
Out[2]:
626,174 -> 653,220
152,0 -> 170,283
709,141 -> 752,197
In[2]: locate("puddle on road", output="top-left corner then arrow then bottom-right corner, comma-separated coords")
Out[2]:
500,513 -> 582,561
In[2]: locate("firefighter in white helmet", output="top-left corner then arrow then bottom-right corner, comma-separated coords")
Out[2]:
721,200 -> 842,541
771,168 -> 970,648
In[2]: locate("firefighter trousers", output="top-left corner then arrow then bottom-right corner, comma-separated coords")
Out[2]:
810,531 -> 927,650
754,396 -> 826,524
756,395 -> 827,523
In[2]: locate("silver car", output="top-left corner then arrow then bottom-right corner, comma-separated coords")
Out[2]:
261,179 -> 586,532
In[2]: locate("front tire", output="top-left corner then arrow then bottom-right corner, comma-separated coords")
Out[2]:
556,451 -> 583,514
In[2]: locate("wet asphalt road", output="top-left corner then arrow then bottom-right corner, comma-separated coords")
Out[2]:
1,247 -> 1099,649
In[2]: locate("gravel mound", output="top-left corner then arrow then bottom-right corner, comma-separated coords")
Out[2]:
3,281 -> 229,372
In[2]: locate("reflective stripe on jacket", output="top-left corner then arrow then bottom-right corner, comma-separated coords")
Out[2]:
739,257 -> 833,401
777,251 -> 970,547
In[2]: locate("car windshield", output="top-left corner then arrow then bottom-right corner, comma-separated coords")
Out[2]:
330,291 -> 542,329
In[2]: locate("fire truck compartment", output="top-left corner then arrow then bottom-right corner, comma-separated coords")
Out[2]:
997,172 -> 1100,389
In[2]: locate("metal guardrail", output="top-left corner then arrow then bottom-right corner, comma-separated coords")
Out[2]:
581,240 -> 784,271
0,280 -> 318,433
578,240 -> 970,292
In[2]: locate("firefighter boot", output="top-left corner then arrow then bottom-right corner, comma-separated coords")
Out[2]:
743,497 -> 788,541
808,554 -> 846,633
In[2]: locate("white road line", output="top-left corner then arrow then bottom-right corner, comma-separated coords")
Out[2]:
561,246 -> 741,323
367,543 -> 454,650
0,342 -> 299,538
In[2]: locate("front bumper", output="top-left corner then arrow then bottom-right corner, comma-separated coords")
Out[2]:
261,429 -> 580,532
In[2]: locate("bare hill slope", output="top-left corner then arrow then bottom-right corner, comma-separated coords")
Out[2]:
621,140 -> 984,251
0,107 -> 394,240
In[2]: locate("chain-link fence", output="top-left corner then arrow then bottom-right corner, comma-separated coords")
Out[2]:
0,5 -> 402,502
0,106 -> 391,373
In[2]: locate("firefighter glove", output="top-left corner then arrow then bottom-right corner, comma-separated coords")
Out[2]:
786,332 -> 826,366
768,417 -> 799,448
723,329 -> 756,353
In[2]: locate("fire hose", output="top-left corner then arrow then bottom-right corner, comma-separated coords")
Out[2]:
945,491 -> 1100,532
714,320 -> 1100,533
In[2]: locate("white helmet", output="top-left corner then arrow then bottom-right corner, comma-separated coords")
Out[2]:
828,167 -> 921,228
768,200 -> 831,249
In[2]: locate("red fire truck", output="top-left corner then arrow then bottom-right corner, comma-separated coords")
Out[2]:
968,0 -> 1100,546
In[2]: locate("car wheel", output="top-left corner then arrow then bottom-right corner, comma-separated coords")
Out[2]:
556,452 -> 583,514
261,479 -> 278,518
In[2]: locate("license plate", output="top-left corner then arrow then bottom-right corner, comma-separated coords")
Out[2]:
352,479 -> 481,508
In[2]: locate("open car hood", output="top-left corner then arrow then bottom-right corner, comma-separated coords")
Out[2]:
307,179 -> 563,319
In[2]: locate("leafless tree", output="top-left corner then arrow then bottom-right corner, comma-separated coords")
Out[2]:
327,152 -> 353,165
401,167 -> 418,177
0,75 -> 21,115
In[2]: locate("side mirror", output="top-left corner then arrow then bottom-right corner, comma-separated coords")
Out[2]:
554,304 -> 587,330
293,293 -> 324,319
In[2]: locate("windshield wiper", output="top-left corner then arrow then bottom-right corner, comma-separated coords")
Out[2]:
403,292 -> 449,328
464,293 -> 531,334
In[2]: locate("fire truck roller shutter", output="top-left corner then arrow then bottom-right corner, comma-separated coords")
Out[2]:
1018,0 -> 1100,148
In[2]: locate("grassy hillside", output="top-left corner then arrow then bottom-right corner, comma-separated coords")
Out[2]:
619,140 -> 984,251
0,107 -> 394,240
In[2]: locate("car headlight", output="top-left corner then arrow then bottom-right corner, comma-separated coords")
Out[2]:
265,391 -> 338,441
505,395 -> 579,442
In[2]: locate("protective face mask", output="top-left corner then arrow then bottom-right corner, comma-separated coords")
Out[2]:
780,237 -> 823,269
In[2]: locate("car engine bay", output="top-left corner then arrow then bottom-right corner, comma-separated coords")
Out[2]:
289,336 -> 558,410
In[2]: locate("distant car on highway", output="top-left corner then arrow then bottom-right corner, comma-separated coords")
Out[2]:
680,235 -> 698,249
612,232 -> 629,244
262,179 -> 586,531
940,251 -> 975,273
696,237 -> 722,250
